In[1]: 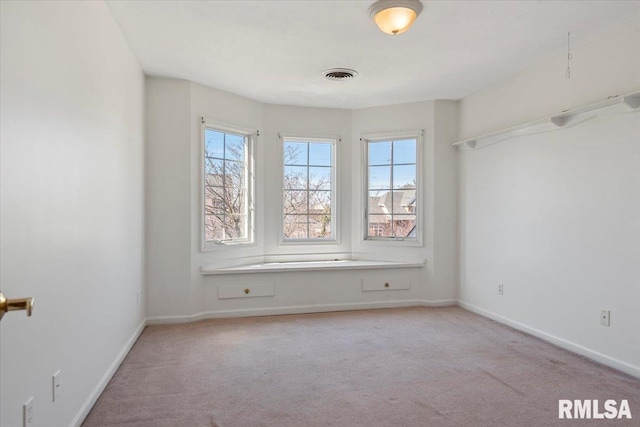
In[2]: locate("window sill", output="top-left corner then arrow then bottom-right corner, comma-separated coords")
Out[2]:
200,259 -> 426,275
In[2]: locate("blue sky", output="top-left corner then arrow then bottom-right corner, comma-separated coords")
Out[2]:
284,141 -> 332,166
205,129 -> 244,161
369,139 -> 416,190
207,132 -> 415,190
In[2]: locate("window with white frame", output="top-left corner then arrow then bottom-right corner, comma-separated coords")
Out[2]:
202,122 -> 254,246
282,138 -> 336,241
364,134 -> 419,241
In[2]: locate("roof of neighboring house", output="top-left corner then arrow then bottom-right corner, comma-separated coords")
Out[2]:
370,188 -> 415,216
368,195 -> 389,224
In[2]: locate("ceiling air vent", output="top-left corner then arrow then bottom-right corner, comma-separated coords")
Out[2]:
322,68 -> 358,81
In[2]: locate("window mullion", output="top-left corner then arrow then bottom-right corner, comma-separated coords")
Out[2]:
244,136 -> 249,237
390,140 -> 395,237
306,142 -> 310,239
222,132 -> 227,241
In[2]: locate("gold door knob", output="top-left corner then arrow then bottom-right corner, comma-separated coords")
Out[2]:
384,282 -> 390,288
244,288 -> 250,295
0,291 -> 34,321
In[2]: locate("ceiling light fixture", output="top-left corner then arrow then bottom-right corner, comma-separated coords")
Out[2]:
369,0 -> 423,35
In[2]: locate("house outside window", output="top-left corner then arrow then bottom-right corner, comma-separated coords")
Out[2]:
363,132 -> 421,242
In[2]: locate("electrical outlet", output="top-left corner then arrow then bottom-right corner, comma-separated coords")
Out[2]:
498,283 -> 504,295
600,310 -> 610,327
52,370 -> 61,401
23,397 -> 33,427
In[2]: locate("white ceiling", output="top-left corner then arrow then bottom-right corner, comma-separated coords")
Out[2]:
106,1 -> 640,109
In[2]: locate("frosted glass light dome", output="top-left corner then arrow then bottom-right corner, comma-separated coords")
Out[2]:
369,0 -> 423,35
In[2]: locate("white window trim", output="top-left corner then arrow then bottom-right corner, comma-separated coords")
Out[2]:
200,118 -> 257,251
361,129 -> 424,246
278,133 -> 340,245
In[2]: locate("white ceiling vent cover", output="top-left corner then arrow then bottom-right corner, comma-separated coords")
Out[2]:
322,68 -> 359,81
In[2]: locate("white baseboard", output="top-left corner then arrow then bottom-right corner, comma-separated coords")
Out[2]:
70,319 -> 146,427
146,299 -> 458,325
457,300 -> 640,379
423,299 -> 459,307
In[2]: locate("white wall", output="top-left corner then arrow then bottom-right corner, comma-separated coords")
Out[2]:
433,101 -> 460,301
460,24 -> 640,139
145,78 -> 193,317
145,79 -> 460,321
0,2 -> 145,426
458,23 -> 640,375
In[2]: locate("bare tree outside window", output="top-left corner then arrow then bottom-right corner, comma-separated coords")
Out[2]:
283,140 -> 334,240
204,128 -> 250,242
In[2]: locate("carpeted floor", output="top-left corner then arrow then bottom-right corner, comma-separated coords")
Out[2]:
82,307 -> 640,426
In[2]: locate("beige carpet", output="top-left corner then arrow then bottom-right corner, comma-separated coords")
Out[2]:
82,307 -> 640,426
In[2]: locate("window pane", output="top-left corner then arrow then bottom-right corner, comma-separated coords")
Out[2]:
284,165 -> 308,190
309,167 -> 331,190
224,160 -> 245,188
393,139 -> 416,164
225,214 -> 247,239
369,141 -> 391,165
309,191 -> 331,214
205,190 -> 247,236
392,215 -> 416,238
284,190 -> 308,215
204,158 -> 224,186
369,190 -> 390,214
283,214 -> 308,239
309,143 -> 331,166
393,164 -> 416,189
204,186 -> 225,214
205,129 -> 224,158
284,141 -> 307,165
224,187 -> 246,215
225,133 -> 245,161
310,215 -> 331,238
391,190 -> 416,214
368,214 -> 392,237
205,214 -> 225,241
369,165 -> 391,190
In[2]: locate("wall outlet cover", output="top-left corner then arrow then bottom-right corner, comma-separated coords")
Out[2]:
53,370 -> 61,401
23,397 -> 34,427
600,310 -> 610,327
